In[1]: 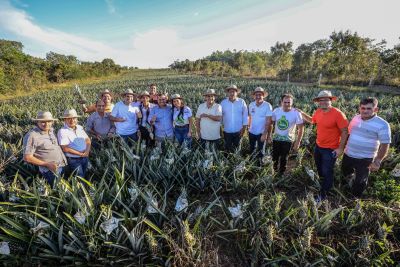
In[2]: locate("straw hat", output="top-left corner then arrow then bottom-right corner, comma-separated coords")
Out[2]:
203,89 -> 217,96
122,89 -> 135,96
32,111 -> 57,121
139,91 -> 150,97
225,84 -> 241,93
170,94 -> 183,100
59,109 -> 81,119
252,87 -> 268,97
313,90 -> 337,102
100,89 -> 112,98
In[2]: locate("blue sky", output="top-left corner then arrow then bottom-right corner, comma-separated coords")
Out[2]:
1,0 -> 399,67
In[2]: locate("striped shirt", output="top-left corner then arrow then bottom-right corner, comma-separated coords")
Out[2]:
345,114 -> 391,159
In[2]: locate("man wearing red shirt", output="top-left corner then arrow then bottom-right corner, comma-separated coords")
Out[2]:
299,90 -> 348,202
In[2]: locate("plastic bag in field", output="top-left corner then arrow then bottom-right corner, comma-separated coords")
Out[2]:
165,157 -> 174,165
8,192 -> 20,202
175,189 -> 188,212
100,217 -> 120,234
228,203 -> 243,219
128,186 -> 139,202
391,163 -> 400,177
150,147 -> 161,161
0,242 -> 10,255
182,147 -> 191,155
31,221 -> 50,234
74,211 -> 87,224
306,168 -> 315,179
234,161 -> 246,173
262,155 -> 272,165
146,192 -> 159,214
202,159 -> 213,170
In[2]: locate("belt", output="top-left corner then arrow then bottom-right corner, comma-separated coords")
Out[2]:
175,124 -> 189,128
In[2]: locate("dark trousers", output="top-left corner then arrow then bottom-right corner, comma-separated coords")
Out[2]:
120,132 -> 138,146
341,154 -> 373,197
314,145 -> 337,198
249,133 -> 264,158
272,140 -> 292,174
224,132 -> 241,152
200,138 -> 220,151
67,157 -> 89,178
174,125 -> 192,147
139,126 -> 155,147
41,167 -> 65,187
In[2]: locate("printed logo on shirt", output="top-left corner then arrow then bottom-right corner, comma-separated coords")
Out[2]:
277,115 -> 289,130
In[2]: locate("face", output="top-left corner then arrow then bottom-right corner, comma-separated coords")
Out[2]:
158,95 -> 168,107
254,92 -> 265,102
172,98 -> 182,108
228,89 -> 237,99
96,101 -> 105,113
205,94 -> 215,104
124,94 -> 134,104
37,121 -> 53,132
281,97 -> 293,110
102,93 -> 112,104
359,103 -> 378,119
149,85 -> 157,94
65,117 -> 78,128
317,97 -> 331,109
141,95 -> 150,105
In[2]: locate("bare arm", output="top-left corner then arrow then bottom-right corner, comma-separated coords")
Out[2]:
297,109 -> 312,124
109,114 -> 126,122
334,127 -> 349,157
261,116 -> 272,141
369,143 -> 390,171
292,124 -> 304,151
61,145 -> 86,157
196,118 -> 201,138
24,154 -> 57,172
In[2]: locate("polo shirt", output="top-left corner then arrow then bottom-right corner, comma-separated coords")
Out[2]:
57,124 -> 89,158
345,114 -> 391,159
23,127 -> 67,172
148,104 -> 174,138
196,102 -> 222,140
85,112 -> 115,137
248,101 -> 273,135
221,98 -> 248,133
111,101 -> 140,135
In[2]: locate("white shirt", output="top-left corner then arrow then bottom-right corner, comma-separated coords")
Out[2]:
272,107 -> 303,142
196,102 -> 222,140
173,106 -> 192,127
248,101 -> 273,135
221,98 -> 248,133
111,101 -> 140,135
57,124 -> 89,158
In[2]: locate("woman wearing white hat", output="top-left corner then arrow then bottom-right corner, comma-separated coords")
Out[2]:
171,94 -> 195,147
57,109 -> 91,178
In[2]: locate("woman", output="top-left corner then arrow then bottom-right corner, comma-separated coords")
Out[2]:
171,94 -> 195,147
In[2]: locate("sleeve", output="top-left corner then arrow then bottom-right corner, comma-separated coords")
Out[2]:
186,107 -> 193,118
296,111 -> 304,124
23,133 -> 35,155
148,107 -> 155,123
57,129 -> 70,146
80,126 -> 90,139
85,114 -> 94,132
215,104 -> 222,116
378,122 -> 391,144
266,103 -> 273,117
272,109 -> 277,122
311,111 -> 317,124
242,100 -> 248,126
336,110 -> 348,129
111,103 -> 118,117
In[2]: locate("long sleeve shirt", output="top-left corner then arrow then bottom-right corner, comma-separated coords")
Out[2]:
221,98 -> 248,133
148,104 -> 174,138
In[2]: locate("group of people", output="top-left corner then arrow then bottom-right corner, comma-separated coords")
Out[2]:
23,83 -> 391,201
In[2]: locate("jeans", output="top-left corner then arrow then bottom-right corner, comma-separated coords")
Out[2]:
224,131 -> 241,153
120,132 -> 138,145
314,145 -> 337,198
272,140 -> 292,175
249,133 -> 264,158
174,125 -> 192,147
341,153 -> 373,197
41,167 -> 64,187
67,157 -> 89,177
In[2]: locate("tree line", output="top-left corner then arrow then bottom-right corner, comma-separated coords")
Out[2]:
169,30 -> 400,87
0,39 -> 129,95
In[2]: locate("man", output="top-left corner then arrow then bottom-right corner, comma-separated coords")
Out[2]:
23,111 -> 67,186
149,83 -> 158,104
299,90 -> 348,201
268,94 -> 304,175
342,97 -> 391,197
58,109 -> 91,178
148,93 -> 174,145
220,85 -> 248,152
248,87 -> 272,159
82,89 -> 114,114
109,89 -> 142,144
138,91 -> 156,146
195,89 -> 222,150
85,99 -> 116,148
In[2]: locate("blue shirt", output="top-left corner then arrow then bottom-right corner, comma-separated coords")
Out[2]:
148,104 -> 174,137
221,98 -> 248,133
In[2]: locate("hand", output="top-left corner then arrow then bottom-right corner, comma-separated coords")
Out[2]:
187,131 -> 192,138
369,160 -> 381,172
107,132 -> 114,138
333,148 -> 343,158
136,111 -> 142,119
200,114 -> 208,119
239,126 -> 247,137
151,115 -> 156,124
81,150 -> 90,157
45,162 -> 58,173
261,133 -> 267,142
292,142 -> 300,152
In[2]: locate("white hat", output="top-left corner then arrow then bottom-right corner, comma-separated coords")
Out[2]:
252,87 -> 268,97
122,89 -> 135,96
203,89 -> 217,96
32,111 -> 57,121
225,84 -> 241,93
313,90 -> 337,102
170,94 -> 183,100
59,109 -> 81,119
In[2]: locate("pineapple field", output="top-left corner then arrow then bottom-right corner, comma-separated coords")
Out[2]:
0,72 -> 400,266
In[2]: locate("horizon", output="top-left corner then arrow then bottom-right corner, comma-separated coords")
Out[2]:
1,0 -> 399,68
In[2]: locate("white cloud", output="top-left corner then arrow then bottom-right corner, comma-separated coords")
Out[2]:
105,0 -> 116,14
0,0 -> 399,68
